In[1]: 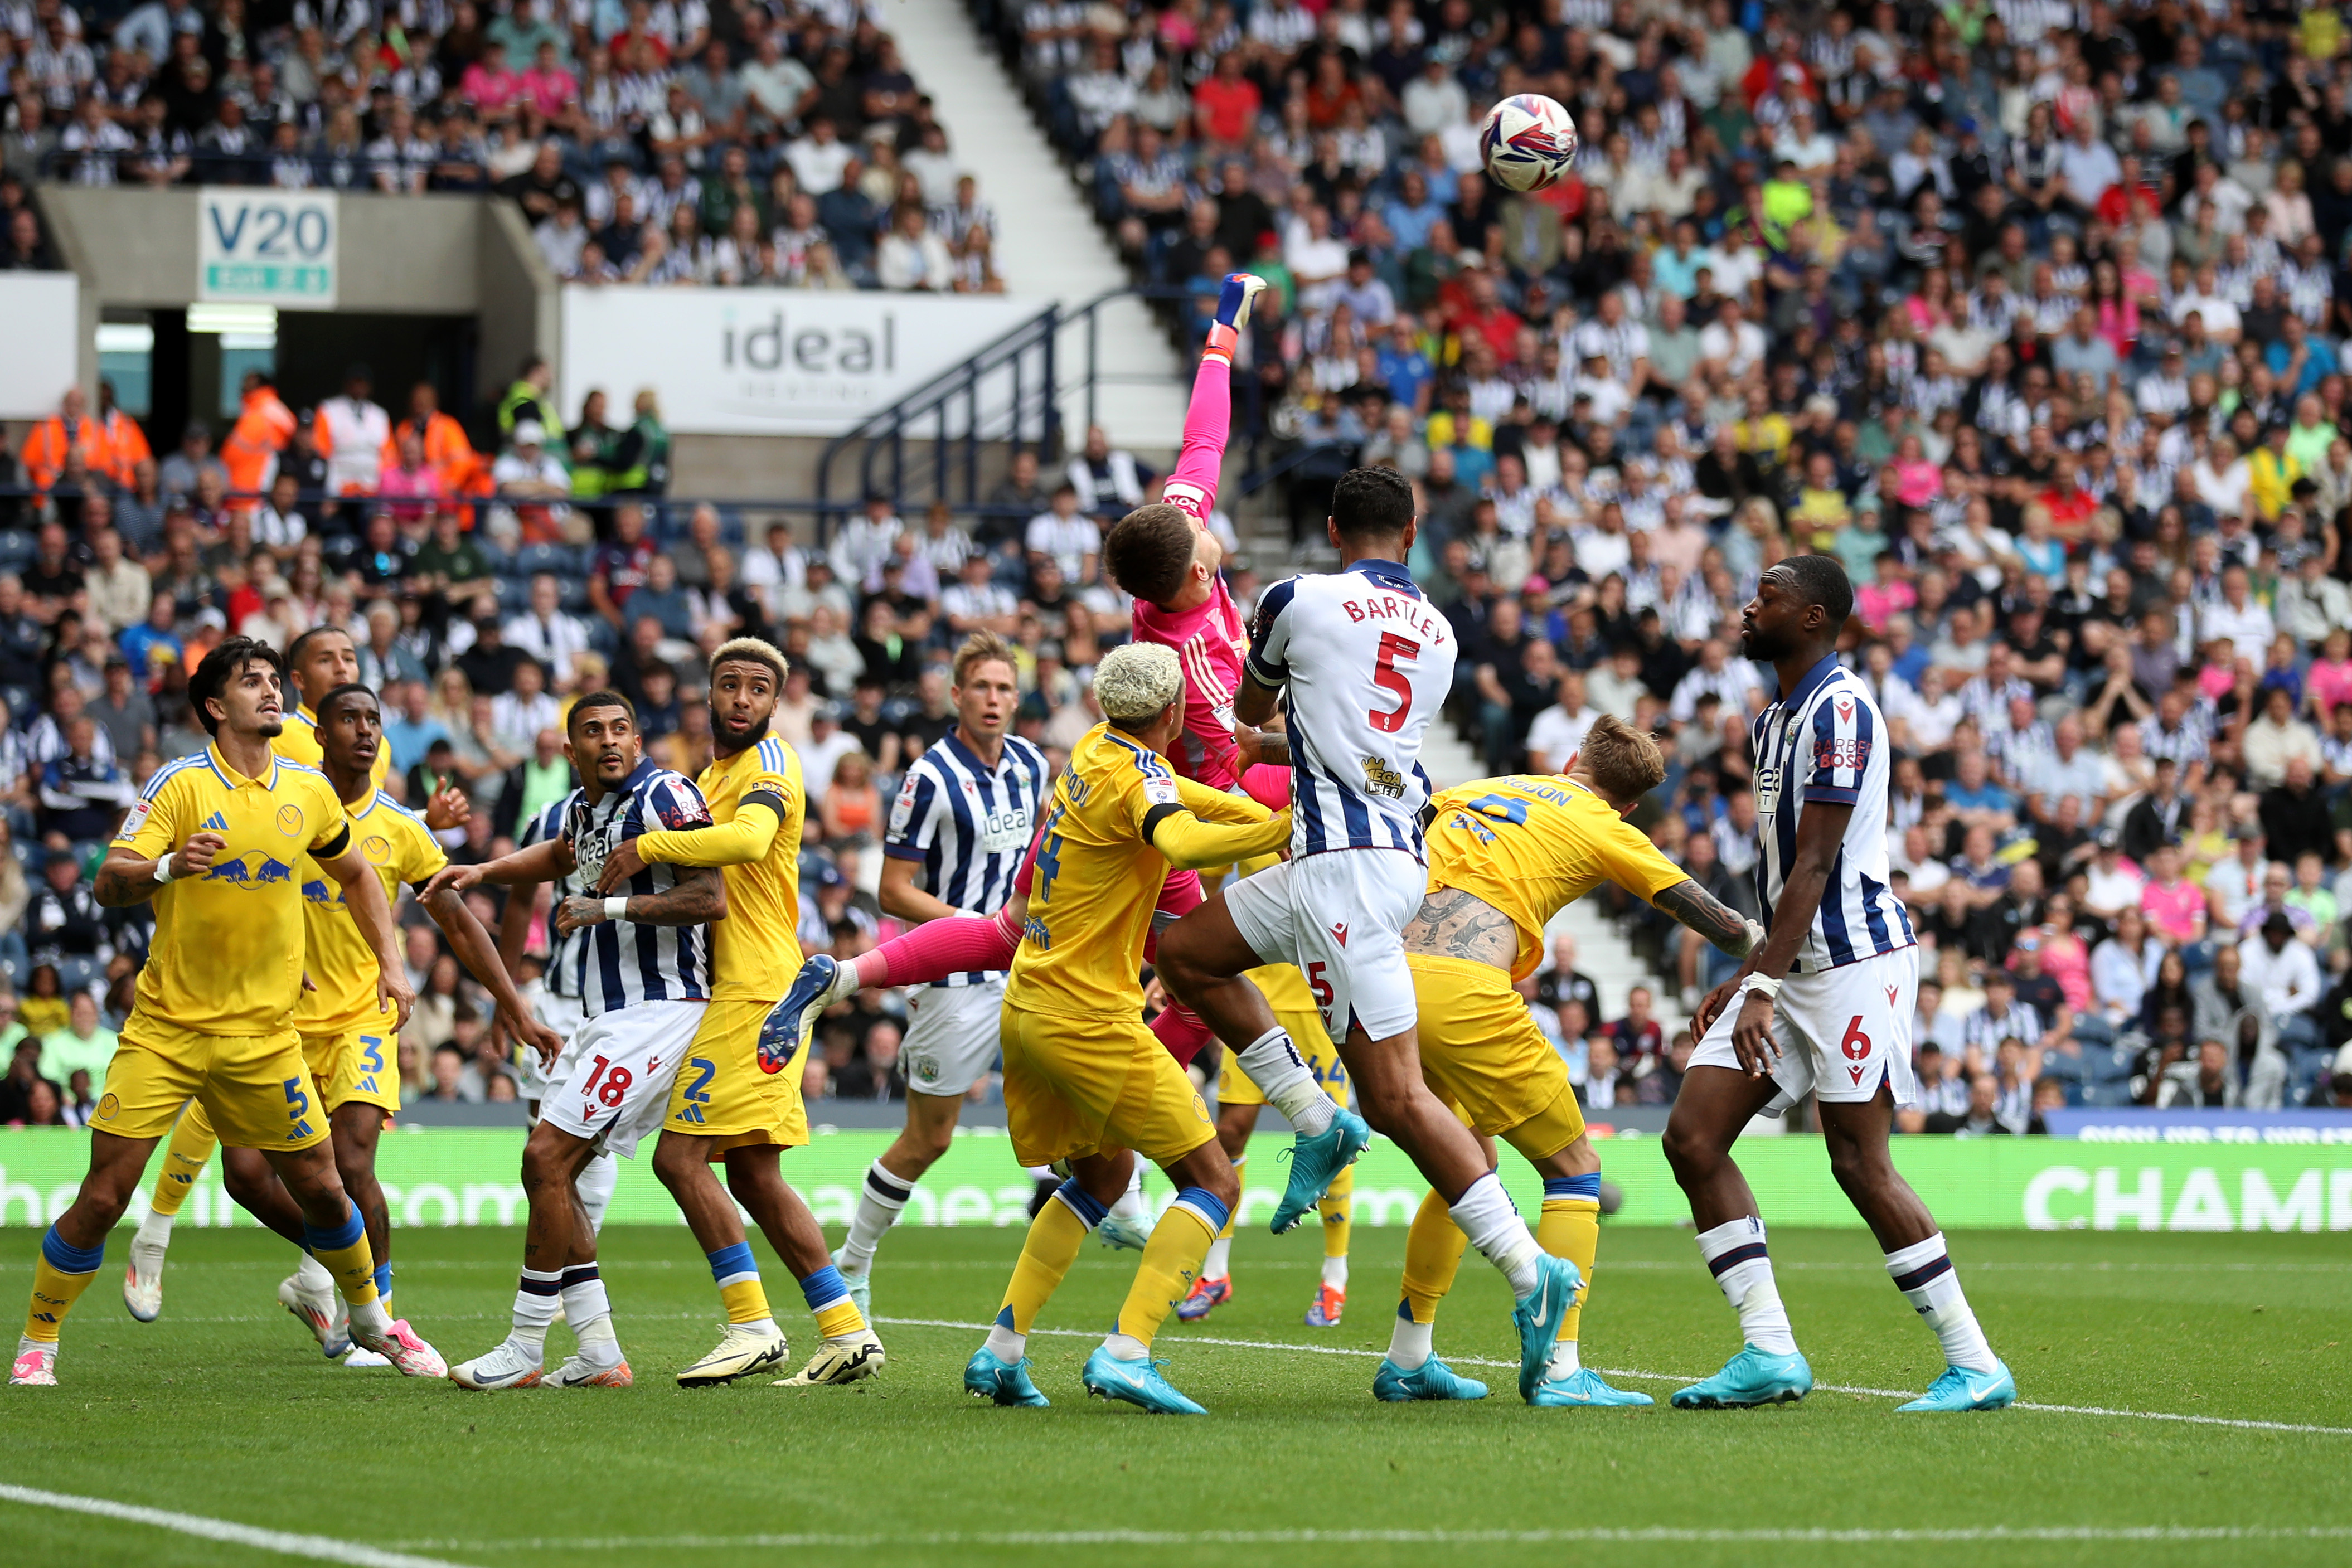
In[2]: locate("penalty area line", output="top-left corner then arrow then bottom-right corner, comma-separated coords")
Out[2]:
389,1526 -> 2352,1551
872,1316 -> 2352,1437
0,1483 -> 479,1568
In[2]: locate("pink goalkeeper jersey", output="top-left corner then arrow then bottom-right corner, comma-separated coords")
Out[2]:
1132,578 -> 1249,789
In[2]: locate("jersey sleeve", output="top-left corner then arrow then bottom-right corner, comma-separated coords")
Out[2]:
399,808 -> 449,889
1601,815 -> 1701,904
113,767 -> 188,858
1243,577 -> 1299,688
884,762 -> 942,863
1804,691 -> 1871,805
304,775 -> 353,859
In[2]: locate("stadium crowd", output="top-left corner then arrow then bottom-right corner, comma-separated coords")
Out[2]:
0,0 -> 999,292
4,0 -> 2352,1132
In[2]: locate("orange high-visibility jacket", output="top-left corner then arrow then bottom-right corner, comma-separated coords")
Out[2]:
97,409 -> 152,488
221,385 -> 298,503
18,414 -> 112,494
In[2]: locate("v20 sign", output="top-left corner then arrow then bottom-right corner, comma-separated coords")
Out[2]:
197,189 -> 337,309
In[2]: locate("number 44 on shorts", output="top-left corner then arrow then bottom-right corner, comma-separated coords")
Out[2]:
1840,1014 -> 1871,1086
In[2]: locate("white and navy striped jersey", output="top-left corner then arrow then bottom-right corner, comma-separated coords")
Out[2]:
559,759 -> 717,1014
1750,654 -> 1918,974
520,797 -> 585,1001
882,730 -> 1050,987
1244,558 -> 1453,863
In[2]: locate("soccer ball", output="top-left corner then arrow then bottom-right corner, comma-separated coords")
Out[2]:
1480,93 -> 1580,192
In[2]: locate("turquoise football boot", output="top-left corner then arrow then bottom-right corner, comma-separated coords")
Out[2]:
1898,1360 -> 2016,1412
1529,1367 -> 1654,1407
1270,1108 -> 1371,1234
1082,1347 -> 1206,1415
1669,1344 -> 1813,1409
1510,1254 -> 1583,1400
964,1347 -> 1049,1407
1372,1356 -> 1489,1402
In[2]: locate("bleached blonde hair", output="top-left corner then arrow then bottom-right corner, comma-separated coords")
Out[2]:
711,637 -> 789,687
1094,642 -> 1184,722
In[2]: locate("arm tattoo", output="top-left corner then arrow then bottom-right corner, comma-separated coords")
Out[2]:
1400,886 -> 1517,968
94,858 -> 162,908
1255,731 -> 1290,766
1654,878 -> 1755,957
606,863 -> 728,926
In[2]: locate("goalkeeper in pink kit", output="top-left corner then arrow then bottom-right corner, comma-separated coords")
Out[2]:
760,276 -> 1323,1300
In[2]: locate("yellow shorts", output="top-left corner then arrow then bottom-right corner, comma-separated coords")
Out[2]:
302,1030 -> 401,1116
1216,964 -> 1350,1110
1408,954 -> 1587,1163
1001,1003 -> 1216,1170
667,998 -> 808,1154
90,1025 -> 329,1153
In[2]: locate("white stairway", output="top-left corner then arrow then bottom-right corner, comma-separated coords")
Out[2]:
884,0 -> 1189,453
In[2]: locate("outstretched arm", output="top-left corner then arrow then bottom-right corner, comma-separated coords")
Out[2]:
1159,273 -> 1262,525
1651,878 -> 1764,958
599,798 -> 782,889
556,862 -> 726,933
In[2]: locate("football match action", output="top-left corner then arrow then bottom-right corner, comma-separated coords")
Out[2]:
2,3 -> 2350,1563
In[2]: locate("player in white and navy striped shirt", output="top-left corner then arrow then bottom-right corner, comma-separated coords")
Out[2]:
1668,556 -> 2014,1416
430,692 -> 730,1390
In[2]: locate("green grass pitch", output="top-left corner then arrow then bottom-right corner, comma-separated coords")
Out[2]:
3,1223 -> 2349,1567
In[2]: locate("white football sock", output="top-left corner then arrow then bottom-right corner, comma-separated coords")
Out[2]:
294,1251 -> 336,1295
1321,1255 -> 1348,1288
842,1159 -> 914,1273
1695,1217 -> 1798,1356
1386,1308 -> 1433,1370
1232,1028 -> 1335,1135
1547,1338 -> 1581,1376
575,1154 -> 618,1235
560,1266 -> 621,1365
134,1210 -> 175,1251
983,1322 -> 1025,1361
1884,1232 -> 1997,1373
346,1298 -> 391,1339
1108,1162 -> 1149,1222
1100,1332 -> 1149,1362
1202,1235 -> 1233,1278
1448,1172 -> 1543,1297
511,1268 -> 562,1356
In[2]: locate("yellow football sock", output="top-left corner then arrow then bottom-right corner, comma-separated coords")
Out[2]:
802,1262 -> 863,1338
1538,1182 -> 1603,1344
706,1241 -> 773,1325
1216,1155 -> 1243,1242
1110,1190 -> 1219,1349
1399,1187 -> 1467,1324
26,1227 -> 104,1342
148,1103 -> 219,1218
1318,1163 -> 1354,1259
997,1186 -> 1093,1334
304,1202 -> 380,1307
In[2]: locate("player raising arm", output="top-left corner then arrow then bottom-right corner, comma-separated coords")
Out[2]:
17,639 -> 438,1386
1665,557 -> 2014,1414
964,644 -> 1289,1416
1378,719 -> 1761,1407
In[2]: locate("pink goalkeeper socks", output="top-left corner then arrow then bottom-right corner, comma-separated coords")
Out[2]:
1151,1001 -> 1216,1067
851,907 -> 1022,991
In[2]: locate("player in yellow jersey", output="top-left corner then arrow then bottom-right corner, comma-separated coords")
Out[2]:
125,623 -> 467,1313
963,643 -> 1290,1416
13,639 -> 443,1386
1179,901 -> 1358,1327
588,638 -> 884,1390
125,683 -> 560,1358
1375,716 -> 1763,1407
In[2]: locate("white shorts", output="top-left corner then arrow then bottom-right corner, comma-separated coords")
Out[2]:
1223,849 -> 1425,1046
519,988 -> 589,1103
901,978 -> 1005,1099
541,998 -> 706,1158
1690,945 -> 1919,1116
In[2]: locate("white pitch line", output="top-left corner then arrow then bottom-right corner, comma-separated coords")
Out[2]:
871,1316 -> 2352,1437
0,1483 -> 477,1568
389,1526 -> 2352,1551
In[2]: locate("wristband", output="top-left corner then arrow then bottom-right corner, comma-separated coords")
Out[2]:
153,855 -> 175,884
1743,974 -> 1783,1001
603,896 -> 629,922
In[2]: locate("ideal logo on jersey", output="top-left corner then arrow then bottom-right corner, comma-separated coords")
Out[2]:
204,852 -> 294,887
1753,765 -> 1782,813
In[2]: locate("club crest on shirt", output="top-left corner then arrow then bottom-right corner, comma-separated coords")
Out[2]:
276,804 -> 304,837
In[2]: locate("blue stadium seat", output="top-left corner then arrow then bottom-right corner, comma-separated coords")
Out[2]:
0,531 -> 33,571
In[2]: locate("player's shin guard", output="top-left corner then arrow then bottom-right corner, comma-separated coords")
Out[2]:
561,1264 -> 618,1357
1884,1232 -> 1998,1374
1390,1188 -> 1467,1370
1231,1028 -> 1334,1135
800,1264 -> 864,1339
1449,1172 -> 1544,1297
1537,1174 -> 1602,1375
706,1241 -> 775,1329
26,1227 -> 103,1343
1200,1154 -> 1242,1279
1105,1188 -> 1224,1359
842,1159 -> 914,1274
1318,1164 -> 1354,1287
575,1153 -> 619,1235
1695,1216 -> 1797,1355
303,1201 -> 380,1307
987,1180 -> 1102,1359
511,1269 -> 563,1354
1148,1000 -> 1216,1067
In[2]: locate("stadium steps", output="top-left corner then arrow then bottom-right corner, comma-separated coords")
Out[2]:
889,0 -> 1187,453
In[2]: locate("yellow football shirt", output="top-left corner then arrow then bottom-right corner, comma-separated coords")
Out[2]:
277,705 -> 393,794
637,733 -> 806,1002
1008,721 -> 1277,1021
1424,775 -> 1689,981
115,746 -> 353,1038
293,791 -> 447,1034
